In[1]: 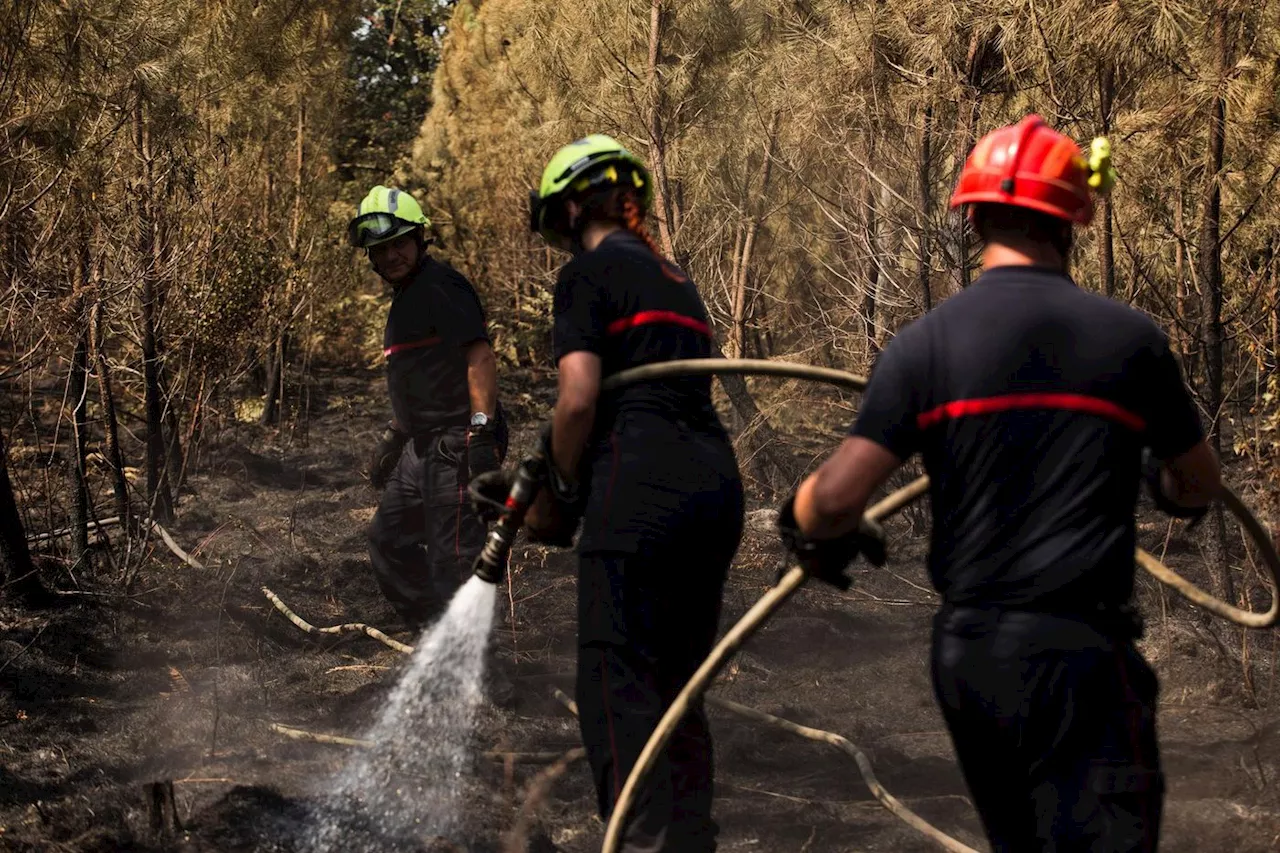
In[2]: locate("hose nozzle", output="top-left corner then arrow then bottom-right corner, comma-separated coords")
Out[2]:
471,454 -> 548,585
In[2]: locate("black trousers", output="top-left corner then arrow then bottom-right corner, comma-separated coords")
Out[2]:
367,421 -> 506,626
931,606 -> 1163,852
575,537 -> 740,851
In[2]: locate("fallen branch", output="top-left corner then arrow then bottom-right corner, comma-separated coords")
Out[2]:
552,687 -> 578,717
707,696 -> 980,853
551,683 -> 975,853
151,523 -> 205,570
718,781 -> 818,805
268,722 -> 574,763
501,746 -> 588,853
25,516 -> 121,545
271,722 -> 370,747
261,586 -> 414,654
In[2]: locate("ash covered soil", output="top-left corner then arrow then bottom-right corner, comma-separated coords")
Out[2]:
3,367 -> 1280,852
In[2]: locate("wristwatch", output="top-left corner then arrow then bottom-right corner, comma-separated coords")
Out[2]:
469,412 -> 491,431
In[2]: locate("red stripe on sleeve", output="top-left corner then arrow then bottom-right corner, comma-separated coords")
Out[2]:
916,392 -> 1146,432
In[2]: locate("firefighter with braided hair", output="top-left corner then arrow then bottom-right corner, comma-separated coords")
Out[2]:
348,185 -> 509,630
474,134 -> 744,850
775,115 -> 1222,851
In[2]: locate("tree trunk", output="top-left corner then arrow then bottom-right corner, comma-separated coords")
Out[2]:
1198,4 -> 1232,605
163,389 -> 184,490
726,224 -> 745,355
863,171 -> 880,362
136,89 -> 173,524
955,76 -> 983,290
92,300 -> 130,528
0,429 -> 46,604
1097,64 -> 1117,298
646,0 -> 680,258
63,208 -> 93,571
68,303 -> 92,572
862,0 -> 884,350
1268,237 -> 1278,373
710,335 -> 801,499
1272,253 -> 1279,372
261,337 -> 284,425
141,259 -> 172,523
639,0 -> 792,492
1174,193 -> 1198,373
263,100 -> 306,426
917,102 -> 934,311
730,110 -> 780,359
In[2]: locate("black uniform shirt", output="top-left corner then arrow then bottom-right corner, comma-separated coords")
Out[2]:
851,265 -> 1204,613
553,229 -> 735,553
384,256 -> 488,436
553,230 -> 722,436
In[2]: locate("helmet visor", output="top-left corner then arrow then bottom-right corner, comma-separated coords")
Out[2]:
348,212 -> 416,248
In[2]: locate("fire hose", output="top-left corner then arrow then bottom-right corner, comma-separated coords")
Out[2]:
468,357 -> 1280,852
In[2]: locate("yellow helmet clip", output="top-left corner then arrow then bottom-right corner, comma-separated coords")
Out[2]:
1087,137 -> 1118,194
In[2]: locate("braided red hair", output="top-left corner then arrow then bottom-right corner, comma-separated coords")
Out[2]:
620,194 -> 665,259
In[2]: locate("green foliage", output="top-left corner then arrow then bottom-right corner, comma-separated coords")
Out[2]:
334,0 -> 452,185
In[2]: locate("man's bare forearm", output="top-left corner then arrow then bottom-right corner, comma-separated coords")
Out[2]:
466,341 -> 498,416
793,436 -> 903,538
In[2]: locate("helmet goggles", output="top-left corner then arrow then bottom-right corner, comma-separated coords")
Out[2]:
348,212 -> 419,249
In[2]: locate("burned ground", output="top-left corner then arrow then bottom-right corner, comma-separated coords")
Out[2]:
2,367 -> 1279,852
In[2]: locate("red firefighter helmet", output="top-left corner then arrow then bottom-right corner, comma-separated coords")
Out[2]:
949,114 -> 1093,225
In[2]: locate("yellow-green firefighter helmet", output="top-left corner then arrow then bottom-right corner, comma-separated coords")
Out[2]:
529,134 -> 653,244
348,185 -> 431,248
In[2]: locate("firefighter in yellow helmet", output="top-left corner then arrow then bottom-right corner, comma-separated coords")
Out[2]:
349,185 -> 508,630
474,134 -> 744,851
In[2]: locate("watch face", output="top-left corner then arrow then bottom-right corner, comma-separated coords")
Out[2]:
470,413 -> 489,427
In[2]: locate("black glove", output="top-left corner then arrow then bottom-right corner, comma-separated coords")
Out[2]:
469,469 -> 516,524
776,493 -> 887,590
466,424 -> 503,481
1141,447 -> 1209,529
369,423 -> 409,491
526,422 -> 586,548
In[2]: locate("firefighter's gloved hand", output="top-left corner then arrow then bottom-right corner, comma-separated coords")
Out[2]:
526,422 -> 585,548
466,424 -> 503,482
369,423 -> 409,491
775,493 -> 887,590
1141,447 -> 1209,529
469,469 -> 515,525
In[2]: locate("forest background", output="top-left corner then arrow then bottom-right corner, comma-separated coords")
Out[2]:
2,0 -> 1279,710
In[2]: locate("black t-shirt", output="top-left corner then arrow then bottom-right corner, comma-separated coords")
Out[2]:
553,230 -> 723,436
552,230 -> 738,553
384,256 -> 488,436
851,265 -> 1204,613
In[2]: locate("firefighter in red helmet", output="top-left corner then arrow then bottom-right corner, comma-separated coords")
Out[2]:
775,115 -> 1221,851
